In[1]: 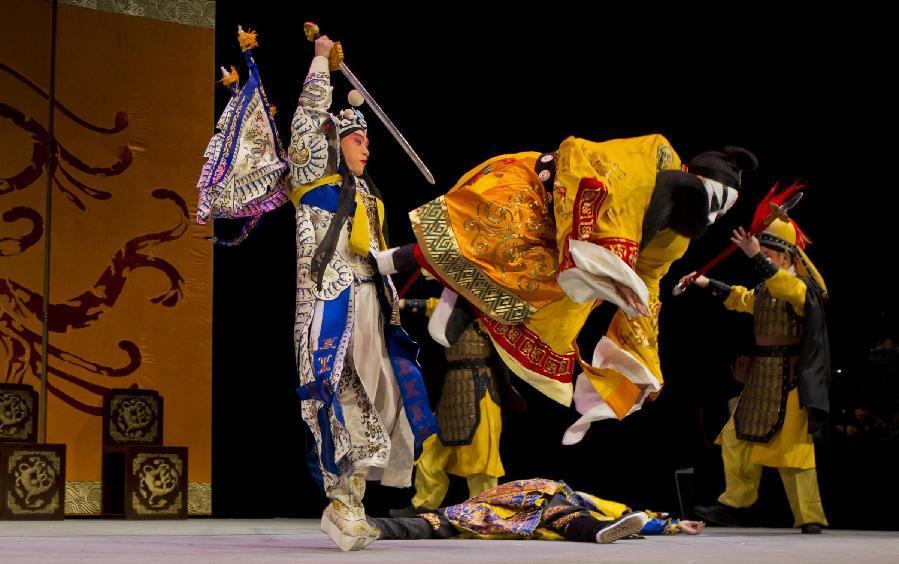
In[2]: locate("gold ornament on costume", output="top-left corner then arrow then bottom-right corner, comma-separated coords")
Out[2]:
237,26 -> 258,52
411,197 -> 537,324
303,22 -> 345,72
219,65 -> 239,87
329,43 -> 345,73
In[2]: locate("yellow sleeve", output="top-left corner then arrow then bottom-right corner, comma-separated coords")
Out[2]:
724,286 -> 755,314
554,134 -> 682,249
634,229 -> 690,297
552,135 -> 684,312
764,269 -> 807,314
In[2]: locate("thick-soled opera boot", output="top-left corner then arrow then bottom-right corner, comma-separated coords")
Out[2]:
321,474 -> 380,551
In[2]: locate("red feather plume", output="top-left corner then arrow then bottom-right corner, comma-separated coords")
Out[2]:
750,180 -> 810,249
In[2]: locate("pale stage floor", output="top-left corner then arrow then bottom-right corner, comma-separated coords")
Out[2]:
1,519 -> 897,563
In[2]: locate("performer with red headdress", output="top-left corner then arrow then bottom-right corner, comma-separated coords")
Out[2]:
684,183 -> 830,534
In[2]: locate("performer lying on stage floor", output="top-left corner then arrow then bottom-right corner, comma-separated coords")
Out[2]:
369,478 -> 705,544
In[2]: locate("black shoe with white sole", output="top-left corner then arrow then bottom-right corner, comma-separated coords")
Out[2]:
693,503 -> 740,526
596,512 -> 649,544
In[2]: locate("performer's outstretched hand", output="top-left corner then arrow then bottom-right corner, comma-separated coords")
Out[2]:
731,227 -> 761,257
679,520 -> 706,535
678,271 -> 710,290
614,281 -> 650,317
315,35 -> 334,58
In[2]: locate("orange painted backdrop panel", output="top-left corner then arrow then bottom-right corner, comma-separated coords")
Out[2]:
1,0 -> 213,512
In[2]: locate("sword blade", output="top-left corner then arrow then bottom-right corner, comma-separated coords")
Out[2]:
338,62 -> 436,185
780,192 -> 804,214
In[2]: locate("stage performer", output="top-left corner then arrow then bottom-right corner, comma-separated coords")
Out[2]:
377,137 -> 757,444
369,478 -> 705,543
196,29 -> 437,551
390,297 -> 519,515
687,186 -> 830,534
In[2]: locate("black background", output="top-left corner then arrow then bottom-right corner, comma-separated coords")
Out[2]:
211,3 -> 896,528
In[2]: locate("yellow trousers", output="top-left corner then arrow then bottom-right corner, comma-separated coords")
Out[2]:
411,394 -> 504,510
716,390 -> 827,527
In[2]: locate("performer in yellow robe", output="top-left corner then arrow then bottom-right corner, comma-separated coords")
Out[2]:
686,209 -> 830,534
379,137 -> 757,443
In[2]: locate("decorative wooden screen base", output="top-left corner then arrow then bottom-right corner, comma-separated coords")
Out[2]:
103,389 -> 164,447
0,384 -> 38,444
103,446 -> 188,519
0,443 -> 66,520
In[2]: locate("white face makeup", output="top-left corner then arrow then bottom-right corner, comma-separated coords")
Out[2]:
700,177 -> 739,224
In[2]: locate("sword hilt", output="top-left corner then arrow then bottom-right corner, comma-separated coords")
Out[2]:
304,22 -> 344,72
672,242 -> 739,296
